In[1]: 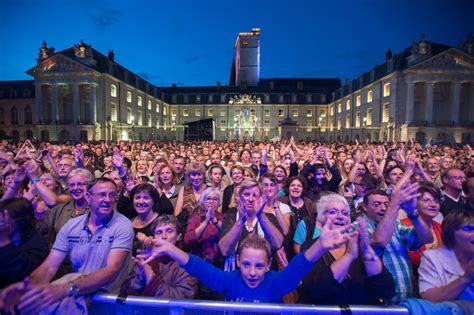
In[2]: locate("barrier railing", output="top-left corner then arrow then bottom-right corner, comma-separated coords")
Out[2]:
89,294 -> 410,315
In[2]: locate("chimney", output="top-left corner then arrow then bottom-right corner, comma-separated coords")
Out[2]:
385,49 -> 392,60
108,50 -> 115,62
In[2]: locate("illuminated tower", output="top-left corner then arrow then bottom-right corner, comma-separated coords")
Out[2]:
235,28 -> 260,87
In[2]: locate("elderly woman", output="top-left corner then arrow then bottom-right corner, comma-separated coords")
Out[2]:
218,179 -> 283,271
0,198 -> 48,289
418,210 -> 474,302
184,187 -> 224,263
175,161 -> 207,233
298,194 -> 395,305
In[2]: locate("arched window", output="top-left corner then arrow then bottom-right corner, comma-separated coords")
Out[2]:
11,108 -> 18,125
24,106 -> 32,124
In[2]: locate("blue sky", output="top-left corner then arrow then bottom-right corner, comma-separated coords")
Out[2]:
0,0 -> 472,86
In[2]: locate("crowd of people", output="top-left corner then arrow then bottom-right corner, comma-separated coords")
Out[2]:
0,137 -> 472,314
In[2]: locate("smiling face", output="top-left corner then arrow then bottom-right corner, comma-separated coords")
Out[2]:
231,168 -> 244,185
67,175 -> 89,201
40,173 -> 58,191
86,181 -> 117,217
363,193 -> 390,223
189,171 -> 204,188
237,247 -> 271,289
133,190 -> 154,215
261,177 -> 277,201
273,167 -> 286,182
288,179 -> 303,198
417,192 -> 440,219
320,201 -> 351,229
159,166 -> 173,185
313,168 -> 326,185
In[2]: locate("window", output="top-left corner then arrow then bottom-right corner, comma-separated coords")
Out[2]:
337,117 -> 342,130
24,106 -> 32,124
320,109 -> 327,117
355,111 -> 361,127
250,109 -> 256,116
138,111 -> 143,126
306,120 -> 312,132
292,109 -> 298,117
330,106 -> 334,116
220,109 -> 226,117
156,104 -> 159,113
171,109 -> 177,117
366,108 -> 373,126
306,109 -> 313,117
147,116 -> 152,127
127,107 -> 132,124
138,96 -> 142,106
172,94 -> 177,104
220,120 -> 226,127
346,99 -> 351,110
346,113 -> 350,128
264,120 -> 270,126
292,95 -> 297,103
264,109 -> 270,116
356,95 -> 361,107
383,103 -> 390,123
383,83 -> 390,97
183,109 -> 189,117
195,109 -> 201,117
367,90 -> 373,103
278,109 -> 284,117
279,95 -> 284,103
11,108 -> 18,125
127,91 -> 132,102
330,120 -> 334,131
337,103 -> 342,113
183,95 -> 189,103
147,100 -> 151,110
196,95 -> 201,103
220,95 -> 226,103
208,109 -> 213,116
111,84 -> 117,97
209,95 -> 214,103
306,94 -> 312,103
163,107 -> 167,115
264,94 -> 270,103
111,103 -> 117,121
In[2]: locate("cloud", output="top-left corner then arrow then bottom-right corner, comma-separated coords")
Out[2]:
336,49 -> 371,60
185,56 -> 201,64
89,7 -> 121,30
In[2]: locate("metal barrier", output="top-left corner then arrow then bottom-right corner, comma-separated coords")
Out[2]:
89,294 -> 410,315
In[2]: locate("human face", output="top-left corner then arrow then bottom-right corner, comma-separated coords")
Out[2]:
204,192 -> 220,211
4,174 -> 14,189
364,194 -> 390,223
173,158 -> 185,174
57,158 -> 74,178
453,222 -> 474,255
321,201 -> 351,228
388,167 -> 404,185
288,179 -> 303,198
133,190 -> 154,215
261,178 -> 277,201
210,168 -> 222,185
68,175 -> 89,201
103,157 -> 113,168
267,160 -> 275,174
314,168 -> 326,185
417,192 -> 440,219
160,167 -> 173,185
240,186 -> 261,214
343,159 -> 354,173
203,147 -> 210,156
427,158 -> 439,173
251,153 -> 261,167
283,159 -> 291,173
337,152 -> 347,163
154,223 -> 179,245
189,171 -> 204,188
210,153 -> 221,165
40,173 -> 58,191
137,160 -> 148,174
440,158 -> 453,170
237,247 -> 270,289
231,152 -> 239,162
444,169 -> 466,191
241,151 -> 251,163
231,168 -> 244,185
224,148 -> 231,158
86,182 -> 117,217
355,163 -> 366,176
273,167 -> 286,182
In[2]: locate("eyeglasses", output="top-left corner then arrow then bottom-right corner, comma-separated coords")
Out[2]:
205,197 -> 220,203
325,208 -> 351,217
89,192 -> 117,200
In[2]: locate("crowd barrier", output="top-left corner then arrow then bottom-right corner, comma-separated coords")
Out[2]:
89,294 -> 410,315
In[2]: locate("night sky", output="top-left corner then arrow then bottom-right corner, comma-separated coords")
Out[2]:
0,0 -> 472,87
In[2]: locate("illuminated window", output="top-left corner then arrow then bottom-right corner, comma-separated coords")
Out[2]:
292,109 -> 298,117
138,111 -> 143,126
138,96 -> 142,106
337,117 -> 342,130
306,109 -> 313,117
147,100 -> 151,110
330,120 -> 334,131
195,109 -> 201,117
183,109 -> 189,117
346,99 -> 351,110
383,83 -> 390,97
147,116 -> 152,127
127,107 -> 132,124
367,108 -> 373,126
330,106 -> 334,116
346,113 -> 350,128
367,90 -> 373,103
171,109 -> 177,117
306,120 -> 312,132
111,103 -> 117,121
220,109 -> 226,117
208,109 -> 213,116
111,84 -> 117,97
355,111 -> 360,127
156,104 -> 159,113
356,95 -> 361,107
278,109 -> 284,117
127,91 -> 132,103
163,107 -> 167,115
337,103 -> 342,113
383,103 -> 390,123
264,109 -> 270,116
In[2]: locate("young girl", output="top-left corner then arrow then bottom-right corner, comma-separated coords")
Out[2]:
138,216 -> 357,303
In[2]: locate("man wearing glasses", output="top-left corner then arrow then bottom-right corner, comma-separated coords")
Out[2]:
1,177 -> 133,314
440,168 -> 467,217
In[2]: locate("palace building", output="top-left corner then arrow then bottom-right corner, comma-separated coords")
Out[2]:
1,29 -> 473,143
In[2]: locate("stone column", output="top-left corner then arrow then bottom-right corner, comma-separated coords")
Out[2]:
451,81 -> 461,124
405,80 -> 414,125
51,84 -> 58,123
35,84 -> 42,123
470,82 -> 474,122
72,84 -> 80,124
425,82 -> 434,124
90,84 -> 97,124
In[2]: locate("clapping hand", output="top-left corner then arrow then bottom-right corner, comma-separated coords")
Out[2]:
319,217 -> 358,251
391,181 -> 421,215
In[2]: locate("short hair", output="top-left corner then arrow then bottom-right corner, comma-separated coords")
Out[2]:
283,175 -> 307,196
130,183 -> 161,210
238,178 -> 262,196
243,167 -> 257,180
155,163 -> 177,185
259,173 -> 278,185
151,214 -> 179,234
186,161 -> 206,176
230,165 -> 244,175
87,177 -> 118,192
198,187 -> 222,209
384,165 -> 405,179
238,236 -> 272,262
441,167 -> 464,181
363,189 -> 389,205
68,168 -> 94,183
316,193 -> 350,222
174,155 -> 186,164
441,211 -> 474,248
0,198 -> 35,240
273,165 -> 288,177
417,181 -> 441,201
463,177 -> 474,195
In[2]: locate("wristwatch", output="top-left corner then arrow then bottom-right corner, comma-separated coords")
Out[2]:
69,282 -> 79,297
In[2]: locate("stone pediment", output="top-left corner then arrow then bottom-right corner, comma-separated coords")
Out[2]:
27,54 -> 92,76
409,49 -> 474,72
